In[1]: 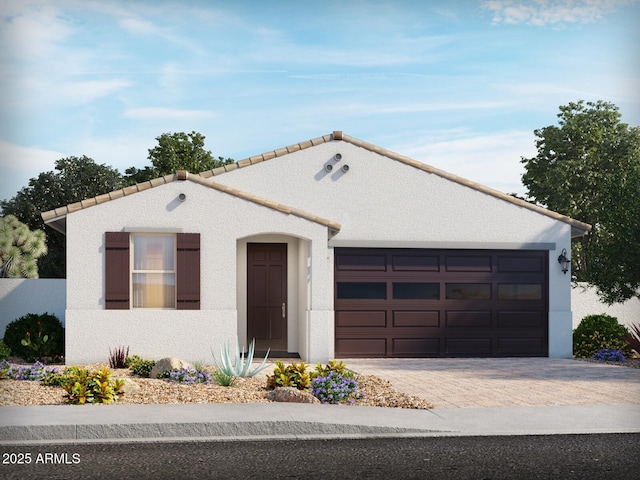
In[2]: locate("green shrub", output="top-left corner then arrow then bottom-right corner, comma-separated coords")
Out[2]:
0,339 -> 11,361
314,359 -> 355,379
212,370 -> 237,387
3,313 -> 64,362
40,368 -> 72,387
573,314 -> 632,358
0,360 -> 11,379
125,355 -> 156,378
266,360 -> 311,390
59,366 -> 124,405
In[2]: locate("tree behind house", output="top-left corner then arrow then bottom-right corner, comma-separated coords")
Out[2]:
124,131 -> 234,185
521,100 -> 640,304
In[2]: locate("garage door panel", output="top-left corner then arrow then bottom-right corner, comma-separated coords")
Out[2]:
335,248 -> 548,358
445,255 -> 492,272
498,256 -> 544,272
336,311 -> 386,328
498,311 -> 545,328
498,338 -> 545,356
392,254 -> 440,271
392,338 -> 440,356
336,338 -> 386,356
393,311 -> 440,327
446,311 -> 492,327
446,338 -> 492,355
336,254 -> 387,271
336,282 -> 387,299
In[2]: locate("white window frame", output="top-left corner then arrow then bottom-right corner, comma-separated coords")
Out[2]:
130,233 -> 177,309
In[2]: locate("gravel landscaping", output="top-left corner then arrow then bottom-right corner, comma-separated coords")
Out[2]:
2,357 -> 637,409
0,361 -> 435,409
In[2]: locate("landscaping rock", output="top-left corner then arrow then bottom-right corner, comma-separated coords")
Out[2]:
150,357 -> 192,379
266,387 -> 321,404
120,378 -> 141,395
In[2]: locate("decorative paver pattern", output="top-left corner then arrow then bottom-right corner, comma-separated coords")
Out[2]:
343,358 -> 640,409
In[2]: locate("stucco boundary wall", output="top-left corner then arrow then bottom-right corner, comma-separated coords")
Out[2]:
571,282 -> 640,330
1,279 -> 638,344
0,279 -> 67,335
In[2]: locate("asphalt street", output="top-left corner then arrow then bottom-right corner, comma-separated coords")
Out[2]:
1,434 -> 638,480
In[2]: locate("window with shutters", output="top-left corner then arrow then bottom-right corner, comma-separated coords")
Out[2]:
132,234 -> 176,308
105,232 -> 200,310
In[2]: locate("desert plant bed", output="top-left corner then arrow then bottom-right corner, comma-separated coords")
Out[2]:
0,361 -> 434,409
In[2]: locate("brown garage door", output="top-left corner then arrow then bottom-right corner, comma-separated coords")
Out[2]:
334,248 -> 548,357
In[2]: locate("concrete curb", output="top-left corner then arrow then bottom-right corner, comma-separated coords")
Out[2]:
2,403 -> 640,445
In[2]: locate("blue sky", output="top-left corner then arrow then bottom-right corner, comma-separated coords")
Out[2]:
1,0 -> 638,202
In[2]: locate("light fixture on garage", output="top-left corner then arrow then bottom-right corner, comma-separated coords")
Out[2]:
557,248 -> 570,274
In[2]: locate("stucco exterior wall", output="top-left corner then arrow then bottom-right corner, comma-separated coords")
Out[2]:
213,140 -> 575,357
0,279 -> 66,335
572,283 -> 640,330
64,179 -> 332,363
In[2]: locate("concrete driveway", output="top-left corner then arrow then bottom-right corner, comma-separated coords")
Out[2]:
342,358 -> 640,409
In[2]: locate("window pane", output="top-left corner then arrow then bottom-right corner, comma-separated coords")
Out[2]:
133,273 -> 175,308
337,282 -> 386,299
134,235 -> 175,270
446,283 -> 491,300
393,283 -> 439,299
498,284 -> 542,300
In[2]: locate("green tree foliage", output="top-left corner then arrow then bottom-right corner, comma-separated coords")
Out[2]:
0,157 -> 123,277
1,132 -> 233,277
521,100 -> 640,303
124,131 -> 233,184
0,215 -> 48,278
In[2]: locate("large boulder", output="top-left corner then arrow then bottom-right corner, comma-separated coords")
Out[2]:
149,357 -> 192,379
266,387 -> 321,404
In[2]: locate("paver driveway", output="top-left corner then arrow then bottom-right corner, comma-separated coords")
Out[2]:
342,358 -> 640,409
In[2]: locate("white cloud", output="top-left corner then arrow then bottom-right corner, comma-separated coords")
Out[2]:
122,107 -> 215,121
394,130 -> 538,195
0,140 -> 65,200
61,79 -> 132,103
481,0 -> 636,26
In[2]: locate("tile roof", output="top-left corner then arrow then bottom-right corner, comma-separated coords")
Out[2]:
199,131 -> 592,237
41,171 -> 341,236
41,131 -> 591,237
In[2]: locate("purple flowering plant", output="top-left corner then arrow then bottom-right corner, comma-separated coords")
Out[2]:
310,370 -> 364,405
0,361 -> 60,381
592,348 -> 626,363
165,367 -> 212,384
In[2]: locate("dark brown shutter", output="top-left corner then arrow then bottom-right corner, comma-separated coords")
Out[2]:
105,232 -> 130,309
177,233 -> 200,310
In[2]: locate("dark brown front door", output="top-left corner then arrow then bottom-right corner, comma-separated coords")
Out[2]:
247,243 -> 287,352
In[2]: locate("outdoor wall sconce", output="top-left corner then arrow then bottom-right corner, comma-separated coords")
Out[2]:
178,193 -> 186,202
557,248 -> 570,274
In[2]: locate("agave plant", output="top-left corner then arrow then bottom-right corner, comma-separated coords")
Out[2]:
212,338 -> 270,378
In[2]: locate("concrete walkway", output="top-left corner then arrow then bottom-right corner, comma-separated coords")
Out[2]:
343,358 -> 640,408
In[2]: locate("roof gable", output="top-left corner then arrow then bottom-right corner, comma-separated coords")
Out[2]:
199,131 -> 591,238
41,170 -> 341,235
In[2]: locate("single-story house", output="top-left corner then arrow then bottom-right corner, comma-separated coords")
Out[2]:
42,131 -> 591,364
